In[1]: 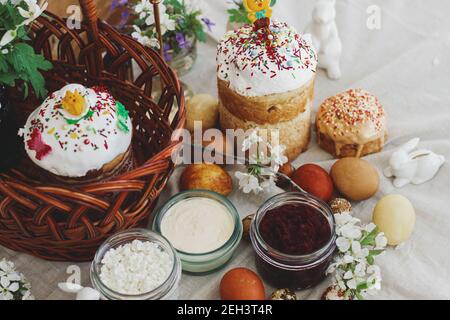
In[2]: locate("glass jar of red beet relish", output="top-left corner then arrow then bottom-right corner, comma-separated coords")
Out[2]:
250,192 -> 336,290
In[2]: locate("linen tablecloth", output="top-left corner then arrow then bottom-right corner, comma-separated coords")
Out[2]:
1,0 -> 450,300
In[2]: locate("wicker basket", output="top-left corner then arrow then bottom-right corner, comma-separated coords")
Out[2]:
0,0 -> 185,261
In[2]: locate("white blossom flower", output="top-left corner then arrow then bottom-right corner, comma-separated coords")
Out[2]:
375,233 -> 388,250
327,209 -> 387,300
135,0 -> 153,20
336,237 -> 351,253
365,222 -> 377,233
269,144 -> 288,169
367,266 -> 383,292
334,212 -> 359,227
236,128 -> 287,194
339,224 -> 362,240
352,240 -> 362,254
18,0 -> 48,26
242,130 -> 263,152
0,259 -> 33,301
354,262 -> 367,277
343,254 -> 354,264
0,289 -> 14,300
1,277 -> 19,292
367,265 -> 381,276
235,171 -> 262,194
337,278 -> 346,291
357,248 -> 370,259
343,270 -> 353,280
142,3 -> 176,34
0,29 -> 18,48
131,25 -> 160,48
346,278 -> 357,290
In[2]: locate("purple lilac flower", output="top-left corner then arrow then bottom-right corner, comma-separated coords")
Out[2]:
201,18 -> 215,32
175,33 -> 191,50
163,43 -> 172,61
111,0 -> 128,10
117,10 -> 130,29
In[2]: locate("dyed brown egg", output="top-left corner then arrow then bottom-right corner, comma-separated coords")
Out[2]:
220,268 -> 265,300
291,164 -> 334,202
180,164 -> 233,196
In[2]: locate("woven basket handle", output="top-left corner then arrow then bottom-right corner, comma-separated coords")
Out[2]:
79,0 -> 99,40
78,0 -> 103,76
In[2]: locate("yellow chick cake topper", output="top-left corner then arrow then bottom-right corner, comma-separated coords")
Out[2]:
62,90 -> 86,117
243,0 -> 273,30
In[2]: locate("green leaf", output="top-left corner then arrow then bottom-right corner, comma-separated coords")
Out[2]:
228,8 -> 251,24
0,55 -> 8,73
367,255 -> 375,265
23,82 -> 29,99
369,250 -> 384,257
360,227 -> 379,246
0,72 -> 18,86
195,28 -> 207,42
4,43 -> 52,99
357,282 -> 369,291
270,0 -> 277,6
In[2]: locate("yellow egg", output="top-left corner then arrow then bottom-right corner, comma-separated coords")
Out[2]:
186,94 -> 219,132
373,195 -> 415,246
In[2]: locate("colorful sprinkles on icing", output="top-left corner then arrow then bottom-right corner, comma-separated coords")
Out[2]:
318,89 -> 386,139
217,20 -> 317,96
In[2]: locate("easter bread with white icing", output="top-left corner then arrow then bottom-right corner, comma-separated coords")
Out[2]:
217,21 -> 317,161
21,84 -> 133,183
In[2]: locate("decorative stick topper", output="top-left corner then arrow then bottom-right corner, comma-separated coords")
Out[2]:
150,0 -> 164,59
243,0 -> 273,30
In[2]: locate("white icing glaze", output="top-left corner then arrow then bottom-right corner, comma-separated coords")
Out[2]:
22,84 -> 132,178
217,20 -> 317,97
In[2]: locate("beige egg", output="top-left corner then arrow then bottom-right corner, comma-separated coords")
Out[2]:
186,94 -> 219,132
373,195 -> 416,246
331,158 -> 379,201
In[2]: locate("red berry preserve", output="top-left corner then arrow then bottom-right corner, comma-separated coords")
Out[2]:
251,192 -> 336,290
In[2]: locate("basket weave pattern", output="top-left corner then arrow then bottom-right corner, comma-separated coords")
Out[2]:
0,0 -> 185,261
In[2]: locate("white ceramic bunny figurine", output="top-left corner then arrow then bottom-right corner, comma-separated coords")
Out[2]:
306,0 -> 342,80
58,282 -> 101,300
384,138 -> 446,188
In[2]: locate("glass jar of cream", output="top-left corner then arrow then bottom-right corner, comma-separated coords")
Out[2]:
250,192 -> 336,290
153,190 -> 243,274
90,229 -> 182,300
